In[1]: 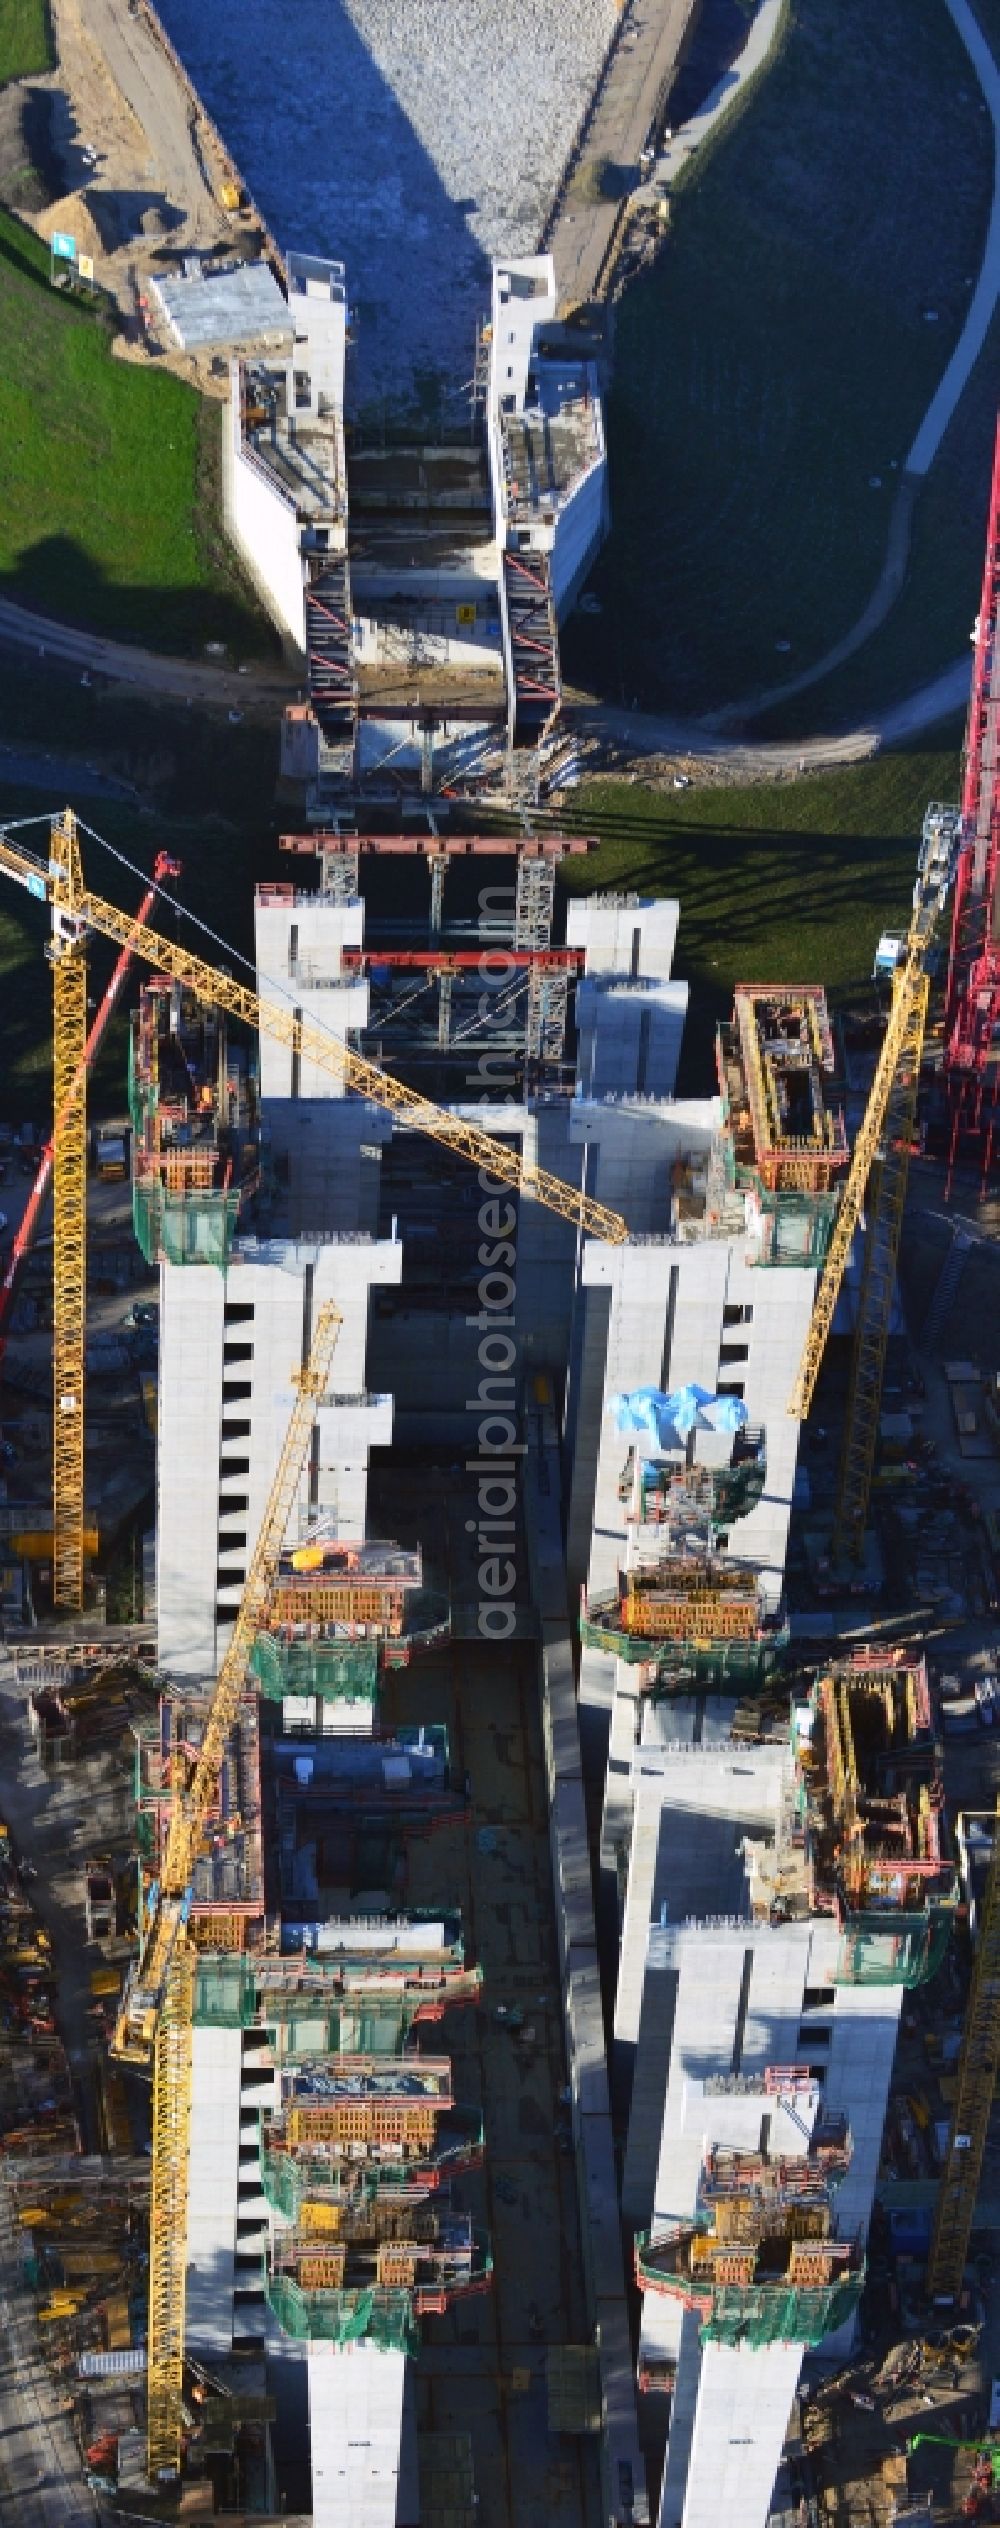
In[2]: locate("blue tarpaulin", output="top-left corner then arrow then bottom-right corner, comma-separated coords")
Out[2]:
612,1385 -> 748,1450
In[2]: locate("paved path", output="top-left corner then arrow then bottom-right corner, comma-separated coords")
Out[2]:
573,652 -> 971,774
0,743 -> 142,801
80,0 -> 217,231
0,596 -> 294,711
906,0 -> 1000,478
709,0 -> 1000,729
546,0 -> 698,309
708,476 -> 921,731
650,0 -> 787,192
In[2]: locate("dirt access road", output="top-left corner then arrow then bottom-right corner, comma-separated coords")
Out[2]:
17,0 -> 261,363
547,0 -> 698,309
0,593 -> 294,713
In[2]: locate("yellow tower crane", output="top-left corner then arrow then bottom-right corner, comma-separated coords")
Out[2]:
0,815 -> 628,1612
48,812 -> 88,1607
787,873 -> 943,1562
115,1300 -> 344,2480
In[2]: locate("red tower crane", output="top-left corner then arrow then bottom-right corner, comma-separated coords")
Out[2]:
944,415 -> 1000,1193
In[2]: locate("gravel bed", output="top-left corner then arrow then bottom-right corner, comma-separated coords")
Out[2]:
157,0 -> 618,413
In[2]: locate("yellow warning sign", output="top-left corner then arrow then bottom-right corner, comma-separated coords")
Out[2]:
456,603 -> 477,626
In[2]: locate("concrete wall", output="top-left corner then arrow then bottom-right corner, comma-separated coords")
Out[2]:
523,1385 -> 649,2528
307,2341 -> 406,2528
564,1198 -> 814,1607
365,1102 -> 585,1443
549,443 -> 609,619
664,2340 -> 803,2528
157,1229 -> 401,1682
353,578 -> 504,674
254,895 -> 367,1100
224,376 -> 307,652
262,1103 -> 390,1237
490,258 -> 558,421
286,251 -> 348,416
575,979 -> 689,1100
625,1906 -> 901,2280
187,2024 -> 244,2354
566,895 -> 680,979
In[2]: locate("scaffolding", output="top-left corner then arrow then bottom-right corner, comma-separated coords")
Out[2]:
580,1554 -> 780,1684
623,1432 -> 767,1546
260,2105 -> 485,2211
712,984 -> 848,1271
634,2228 -> 862,2347
127,985 -> 258,1269
266,2274 -> 418,2351
635,2126 -> 863,2348
271,2214 -> 490,2296
787,1652 -> 959,1983
725,986 -> 846,1190
269,1534 -> 423,1636
513,850 -> 556,951
250,1634 -> 380,1704
260,2151 -> 439,2222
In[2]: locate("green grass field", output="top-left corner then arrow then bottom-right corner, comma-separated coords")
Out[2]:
757,294 -> 1000,737
0,0 -> 53,86
560,741 -> 962,1083
0,207 -> 272,654
563,0 -> 995,722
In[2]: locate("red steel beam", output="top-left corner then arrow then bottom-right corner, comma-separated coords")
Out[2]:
278,834 -> 594,857
340,948 -> 583,971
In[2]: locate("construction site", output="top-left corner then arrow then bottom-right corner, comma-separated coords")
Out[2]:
8,2 -> 1000,2527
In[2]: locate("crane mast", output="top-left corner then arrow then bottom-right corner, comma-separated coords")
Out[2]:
119,1301 -> 343,2480
943,415 -> 1000,1191
114,1300 -> 344,2066
49,812 -> 88,1608
0,817 -> 628,1617
0,823 -> 627,1245
787,925 -> 934,1425
788,834 -> 948,1483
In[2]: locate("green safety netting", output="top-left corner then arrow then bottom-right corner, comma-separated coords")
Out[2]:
269,2003 -> 408,2059
700,2271 -> 863,2347
267,2272 -> 418,2353
751,1187 -> 841,1269
192,1955 -> 255,2028
635,2241 -> 863,2348
127,1026 -> 155,1139
579,1611 -> 786,1687
250,1634 -> 380,1703
260,2152 -> 423,2220
132,1183 -> 241,1268
836,1908 -> 954,1990
638,1453 -> 767,1534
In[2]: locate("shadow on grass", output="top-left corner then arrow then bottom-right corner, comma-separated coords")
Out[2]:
0,671 -> 289,1117
0,532 -> 281,661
